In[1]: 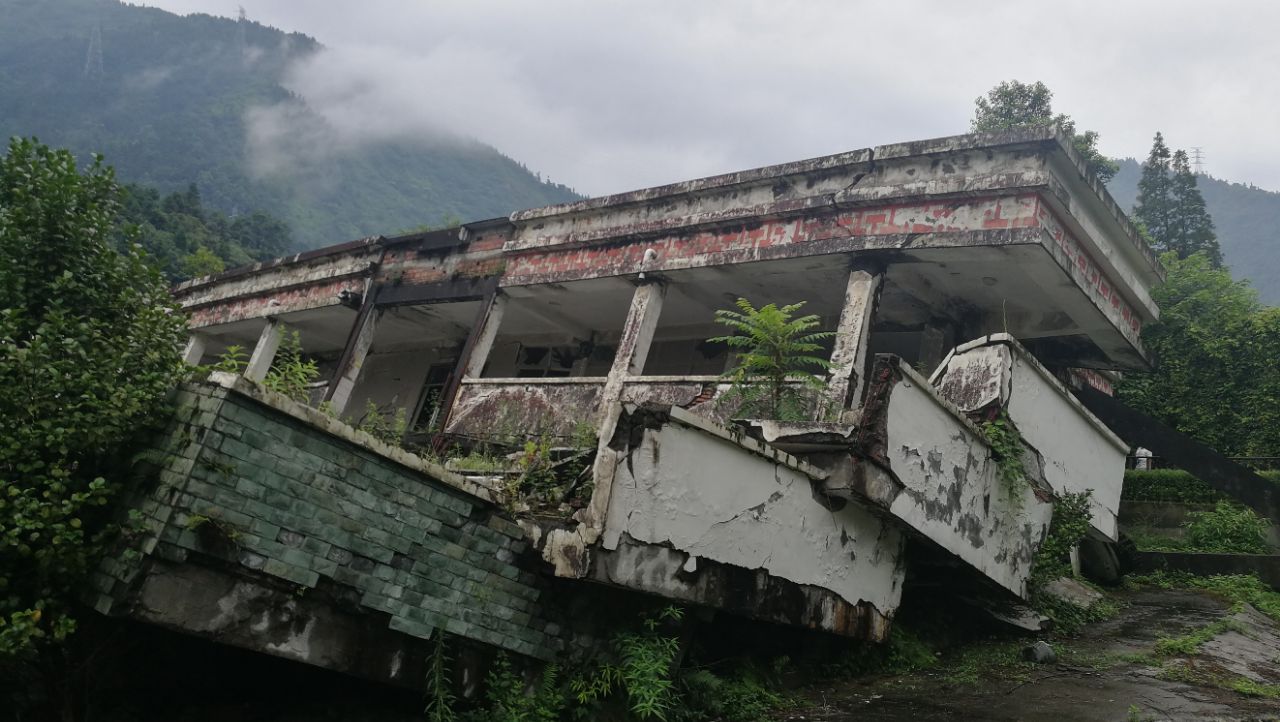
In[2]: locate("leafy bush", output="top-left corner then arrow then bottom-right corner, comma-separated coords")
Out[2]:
832,625 -> 938,676
356,400 -> 408,446
1122,470 -> 1220,503
1181,501 -> 1272,554
464,655 -> 564,722
261,327 -> 319,403
980,412 -> 1029,496
1032,490 -> 1094,588
0,139 -> 186,656
676,664 -> 793,722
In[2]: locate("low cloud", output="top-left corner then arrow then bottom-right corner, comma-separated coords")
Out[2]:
154,0 -> 1280,195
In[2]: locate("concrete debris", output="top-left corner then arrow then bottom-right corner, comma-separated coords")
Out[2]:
1021,640 -> 1057,664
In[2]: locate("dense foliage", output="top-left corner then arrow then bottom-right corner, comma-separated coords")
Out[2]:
1122,469 -> 1280,504
1118,252 -> 1280,456
0,0 -> 579,246
970,80 -> 1119,182
0,138 -> 186,657
118,183 -> 292,280
1132,133 -> 1222,265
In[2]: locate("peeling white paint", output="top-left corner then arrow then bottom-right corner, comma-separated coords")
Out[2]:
884,367 -> 1053,598
601,412 -> 903,614
933,335 -> 1128,540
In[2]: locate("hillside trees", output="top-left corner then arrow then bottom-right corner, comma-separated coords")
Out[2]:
1132,133 -> 1222,265
1118,252 -> 1280,456
0,139 -> 186,660
971,80 -> 1119,182
118,183 -> 293,280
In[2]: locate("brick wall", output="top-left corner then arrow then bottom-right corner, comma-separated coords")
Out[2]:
92,375 -> 556,661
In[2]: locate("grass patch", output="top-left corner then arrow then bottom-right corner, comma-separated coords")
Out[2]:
831,625 -> 939,677
1153,618 -> 1247,656
1127,571 -> 1280,622
941,639 -> 1036,686
1158,660 -> 1280,699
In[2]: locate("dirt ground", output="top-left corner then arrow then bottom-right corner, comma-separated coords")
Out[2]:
779,588 -> 1280,721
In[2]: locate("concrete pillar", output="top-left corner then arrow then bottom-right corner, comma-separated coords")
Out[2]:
244,318 -> 282,383
462,293 -> 507,379
582,281 -> 666,541
822,266 -> 883,418
181,333 -> 208,366
326,309 -> 382,416
917,319 -> 954,378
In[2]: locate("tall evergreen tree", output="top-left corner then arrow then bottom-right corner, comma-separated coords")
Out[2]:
1169,150 -> 1222,266
971,80 -> 1119,182
1133,132 -> 1174,248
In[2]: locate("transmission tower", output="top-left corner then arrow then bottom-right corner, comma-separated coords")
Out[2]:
1191,147 -> 1206,176
84,23 -> 104,79
236,6 -> 247,58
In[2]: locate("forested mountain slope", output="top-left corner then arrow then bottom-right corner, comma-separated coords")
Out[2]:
0,0 -> 580,248
1108,158 -> 1280,304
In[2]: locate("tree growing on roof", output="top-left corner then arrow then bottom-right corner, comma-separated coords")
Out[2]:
0,140 -> 186,668
971,80 -> 1119,183
708,299 -> 833,420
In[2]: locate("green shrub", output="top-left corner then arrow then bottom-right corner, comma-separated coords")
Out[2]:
1181,501 -> 1272,554
1122,470 -> 1220,503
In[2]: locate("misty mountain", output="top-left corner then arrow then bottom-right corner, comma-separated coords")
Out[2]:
0,0 -> 580,247
1107,158 -> 1280,304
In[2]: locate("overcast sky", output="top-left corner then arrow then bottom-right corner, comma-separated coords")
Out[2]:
144,0 -> 1280,196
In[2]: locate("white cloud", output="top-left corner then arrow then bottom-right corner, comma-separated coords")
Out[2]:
144,0 -> 1280,195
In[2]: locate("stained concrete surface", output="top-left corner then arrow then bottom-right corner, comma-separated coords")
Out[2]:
780,589 -> 1280,721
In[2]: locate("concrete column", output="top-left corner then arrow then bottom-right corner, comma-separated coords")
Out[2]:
581,281 -> 666,542
461,293 -> 507,379
822,266 -> 883,418
916,319 -> 954,378
326,309 -> 382,416
244,317 -> 282,383
181,333 -> 208,366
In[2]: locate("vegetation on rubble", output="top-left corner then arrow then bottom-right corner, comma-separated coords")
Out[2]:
425,605 -> 793,722
357,399 -> 409,447
261,328 -> 320,403
708,298 -> 834,420
208,344 -> 249,375
978,412 -> 1030,497
0,139 -> 186,660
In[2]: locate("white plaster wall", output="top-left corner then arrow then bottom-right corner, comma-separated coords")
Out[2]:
885,375 -> 1053,598
1006,354 -> 1126,541
601,420 -> 904,617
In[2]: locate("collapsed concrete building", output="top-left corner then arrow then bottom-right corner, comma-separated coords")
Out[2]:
93,127 -> 1161,685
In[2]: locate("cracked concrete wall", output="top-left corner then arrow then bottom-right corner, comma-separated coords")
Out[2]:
880,364 -> 1054,598
933,336 -> 1128,541
446,380 -> 605,440
600,409 -> 904,628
